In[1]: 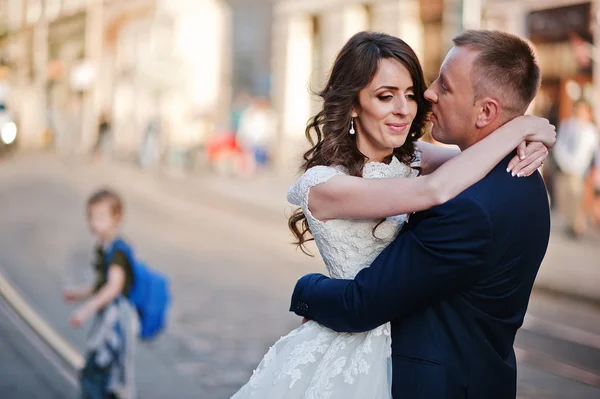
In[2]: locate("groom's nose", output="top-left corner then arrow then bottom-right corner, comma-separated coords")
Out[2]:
424,87 -> 438,103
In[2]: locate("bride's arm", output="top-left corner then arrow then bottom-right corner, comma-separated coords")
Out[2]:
309,116 -> 555,220
417,136 -> 548,176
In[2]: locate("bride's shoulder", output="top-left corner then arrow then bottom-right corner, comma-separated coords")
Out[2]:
287,165 -> 347,207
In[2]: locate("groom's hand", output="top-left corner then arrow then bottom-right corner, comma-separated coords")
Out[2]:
301,317 -> 311,325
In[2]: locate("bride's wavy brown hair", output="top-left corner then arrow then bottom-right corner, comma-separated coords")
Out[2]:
289,31 -> 431,255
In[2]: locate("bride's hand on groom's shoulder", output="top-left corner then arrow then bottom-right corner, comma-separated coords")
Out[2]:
504,115 -> 555,178
507,141 -> 549,177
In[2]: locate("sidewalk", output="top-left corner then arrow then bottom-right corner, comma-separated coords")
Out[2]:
534,217 -> 600,304
98,159 -> 296,225
95,158 -> 600,304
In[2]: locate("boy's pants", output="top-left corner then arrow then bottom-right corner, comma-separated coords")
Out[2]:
80,352 -> 119,399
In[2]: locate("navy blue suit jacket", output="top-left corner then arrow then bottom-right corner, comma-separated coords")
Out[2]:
291,154 -> 550,398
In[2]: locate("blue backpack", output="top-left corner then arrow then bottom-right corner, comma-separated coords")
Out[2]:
104,238 -> 171,340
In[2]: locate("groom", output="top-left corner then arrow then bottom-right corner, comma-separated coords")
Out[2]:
290,30 -> 551,398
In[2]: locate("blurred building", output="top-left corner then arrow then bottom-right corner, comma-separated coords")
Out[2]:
2,0 -> 598,171
271,0 -> 444,170
483,0 -> 599,125
0,0 -> 231,158
271,0 -> 599,171
228,0 -> 273,98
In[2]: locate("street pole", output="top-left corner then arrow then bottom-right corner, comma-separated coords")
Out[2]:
29,1 -> 48,150
81,0 -> 103,154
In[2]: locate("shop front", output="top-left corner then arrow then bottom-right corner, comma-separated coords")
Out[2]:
526,2 -> 595,124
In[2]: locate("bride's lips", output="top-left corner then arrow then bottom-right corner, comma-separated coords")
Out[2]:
385,122 -> 409,133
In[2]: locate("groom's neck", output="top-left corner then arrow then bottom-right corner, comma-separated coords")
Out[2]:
459,121 -> 506,151
461,111 -> 524,150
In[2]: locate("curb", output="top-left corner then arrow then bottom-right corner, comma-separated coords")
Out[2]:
0,270 -> 84,370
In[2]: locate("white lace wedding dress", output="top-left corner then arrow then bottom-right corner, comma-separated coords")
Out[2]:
232,156 -> 418,399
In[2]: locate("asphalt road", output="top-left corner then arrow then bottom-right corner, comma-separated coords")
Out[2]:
0,154 -> 599,398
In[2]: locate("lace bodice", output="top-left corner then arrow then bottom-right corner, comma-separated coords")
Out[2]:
287,156 -> 419,279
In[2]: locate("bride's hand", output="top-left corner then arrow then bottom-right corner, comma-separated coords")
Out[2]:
507,141 -> 548,177
509,115 -> 557,149
502,115 -> 555,177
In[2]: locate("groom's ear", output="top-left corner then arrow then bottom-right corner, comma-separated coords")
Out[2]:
475,98 -> 500,129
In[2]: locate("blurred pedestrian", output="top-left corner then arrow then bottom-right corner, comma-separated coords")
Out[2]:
138,118 -> 161,169
595,150 -> 600,224
236,97 -> 278,175
63,189 -> 137,399
541,100 -> 560,207
585,148 -> 600,226
230,91 -> 252,135
553,100 -> 600,238
92,113 -> 113,161
205,129 -> 241,177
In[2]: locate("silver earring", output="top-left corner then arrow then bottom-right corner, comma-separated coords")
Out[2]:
349,119 -> 355,135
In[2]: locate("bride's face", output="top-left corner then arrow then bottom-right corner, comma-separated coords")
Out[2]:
352,57 -> 418,162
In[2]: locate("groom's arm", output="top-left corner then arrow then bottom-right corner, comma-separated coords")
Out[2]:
290,196 -> 493,333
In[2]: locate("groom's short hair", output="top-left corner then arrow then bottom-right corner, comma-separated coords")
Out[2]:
453,30 -> 541,116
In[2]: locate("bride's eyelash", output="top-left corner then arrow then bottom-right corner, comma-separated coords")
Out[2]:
378,95 -> 393,101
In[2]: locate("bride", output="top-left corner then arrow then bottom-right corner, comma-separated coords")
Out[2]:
232,31 -> 554,399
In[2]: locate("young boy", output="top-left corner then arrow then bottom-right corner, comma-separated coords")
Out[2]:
63,189 -> 137,399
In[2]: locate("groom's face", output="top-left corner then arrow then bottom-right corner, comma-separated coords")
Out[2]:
424,47 -> 479,150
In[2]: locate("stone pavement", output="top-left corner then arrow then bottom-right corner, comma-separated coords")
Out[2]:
0,296 -> 78,398
0,154 -> 319,398
98,157 -> 600,303
1,154 -> 598,398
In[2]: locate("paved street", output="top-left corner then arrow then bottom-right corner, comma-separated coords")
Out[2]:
0,295 -> 78,399
0,154 -> 599,398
